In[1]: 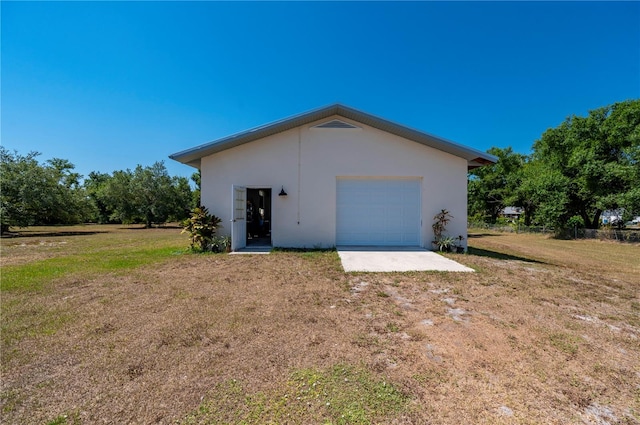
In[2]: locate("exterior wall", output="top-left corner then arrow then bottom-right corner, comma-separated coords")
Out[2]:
200,116 -> 468,249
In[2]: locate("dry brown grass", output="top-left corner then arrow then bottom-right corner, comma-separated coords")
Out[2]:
1,227 -> 639,424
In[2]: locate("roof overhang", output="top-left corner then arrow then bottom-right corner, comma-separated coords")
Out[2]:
169,104 -> 498,170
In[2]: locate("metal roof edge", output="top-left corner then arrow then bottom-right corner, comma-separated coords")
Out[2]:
168,103 -> 341,166
169,103 -> 497,168
332,104 -> 498,163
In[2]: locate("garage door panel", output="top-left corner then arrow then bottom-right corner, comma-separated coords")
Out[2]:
336,179 -> 420,246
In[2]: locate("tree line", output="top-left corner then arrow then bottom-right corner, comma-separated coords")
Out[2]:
469,99 -> 640,231
2,99 -> 638,234
0,147 -> 200,233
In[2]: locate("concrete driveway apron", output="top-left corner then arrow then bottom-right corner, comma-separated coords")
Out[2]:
337,247 -> 474,272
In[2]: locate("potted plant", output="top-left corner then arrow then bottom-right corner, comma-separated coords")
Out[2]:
211,235 -> 232,253
432,209 -> 452,241
432,209 -> 455,251
436,236 -> 457,252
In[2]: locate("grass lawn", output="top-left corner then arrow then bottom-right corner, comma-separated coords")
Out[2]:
1,225 -> 638,424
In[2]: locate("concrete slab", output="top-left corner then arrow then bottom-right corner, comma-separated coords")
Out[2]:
229,246 -> 271,255
337,246 -> 474,272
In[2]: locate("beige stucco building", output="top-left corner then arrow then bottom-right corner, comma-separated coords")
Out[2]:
170,104 -> 496,251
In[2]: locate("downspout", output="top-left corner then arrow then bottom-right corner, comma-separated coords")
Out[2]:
297,127 -> 301,225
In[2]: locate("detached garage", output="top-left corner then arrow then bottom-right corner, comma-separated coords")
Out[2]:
170,104 -> 496,251
336,178 -> 421,246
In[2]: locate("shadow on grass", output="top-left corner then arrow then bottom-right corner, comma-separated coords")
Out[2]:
272,247 -> 337,253
467,233 -> 505,238
467,246 -> 546,264
121,225 -> 183,230
118,224 -> 184,230
1,231 -> 108,239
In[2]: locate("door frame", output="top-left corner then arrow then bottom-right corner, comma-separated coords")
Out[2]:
246,187 -> 273,246
231,185 -> 247,251
231,185 -> 273,251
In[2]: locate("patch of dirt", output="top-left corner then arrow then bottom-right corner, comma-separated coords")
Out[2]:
2,229 -> 640,424
2,254 -> 373,423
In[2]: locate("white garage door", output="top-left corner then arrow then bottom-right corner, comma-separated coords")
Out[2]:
336,179 -> 421,246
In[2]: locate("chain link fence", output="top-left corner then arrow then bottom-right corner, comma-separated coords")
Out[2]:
468,222 -> 640,242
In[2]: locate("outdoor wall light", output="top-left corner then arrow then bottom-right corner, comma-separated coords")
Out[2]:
278,186 -> 288,197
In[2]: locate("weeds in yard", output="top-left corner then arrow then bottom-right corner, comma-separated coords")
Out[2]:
549,332 -> 582,356
385,322 -> 400,333
352,333 -> 381,349
182,365 -> 408,424
2,226 -> 639,424
412,368 -> 449,385
1,245 -> 184,292
1,303 -> 72,349
45,411 -> 81,425
1,389 -> 22,414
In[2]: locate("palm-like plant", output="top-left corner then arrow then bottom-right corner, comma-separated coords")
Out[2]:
432,209 -> 453,241
181,205 -> 222,251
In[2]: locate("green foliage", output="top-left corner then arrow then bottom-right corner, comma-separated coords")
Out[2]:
549,333 -> 581,356
1,245 -> 183,293
567,215 -> 585,229
211,235 -> 232,253
435,236 -> 457,252
84,171 -> 114,223
469,99 -> 640,231
524,163 -> 571,229
432,210 -> 462,252
102,162 -> 191,227
0,148 -> 90,232
1,149 -> 193,229
191,170 -> 201,209
181,206 -> 223,252
531,99 -> 640,229
494,217 -> 510,226
468,147 -> 527,223
432,209 -> 452,241
181,364 -> 408,424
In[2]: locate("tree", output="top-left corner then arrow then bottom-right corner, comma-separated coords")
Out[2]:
103,169 -> 137,224
41,157 -> 91,225
517,162 -> 570,228
468,147 -> 526,223
132,162 -> 174,227
191,170 -> 201,209
0,148 -> 89,233
531,99 -> 640,229
103,162 -> 191,227
171,175 -> 193,222
84,171 -> 115,224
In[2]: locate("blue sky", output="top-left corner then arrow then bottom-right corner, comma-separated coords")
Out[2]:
2,1 -> 639,181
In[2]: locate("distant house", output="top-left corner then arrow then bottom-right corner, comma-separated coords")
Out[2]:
501,207 -> 523,221
170,104 -> 496,251
601,209 -> 624,225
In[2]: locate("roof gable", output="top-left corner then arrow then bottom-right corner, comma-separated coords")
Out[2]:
312,119 -> 360,129
169,104 -> 497,169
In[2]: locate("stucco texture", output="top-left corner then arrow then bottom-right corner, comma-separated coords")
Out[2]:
200,115 -> 468,249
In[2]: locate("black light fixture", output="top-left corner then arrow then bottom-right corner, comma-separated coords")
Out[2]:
278,186 -> 288,197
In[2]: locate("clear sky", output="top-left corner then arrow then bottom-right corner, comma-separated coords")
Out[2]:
2,1 -> 639,181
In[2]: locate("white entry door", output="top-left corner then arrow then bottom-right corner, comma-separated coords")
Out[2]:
336,178 -> 421,246
231,185 -> 246,251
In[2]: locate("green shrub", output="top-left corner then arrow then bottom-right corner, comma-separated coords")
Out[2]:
495,216 -> 510,226
181,206 -> 223,252
211,235 -> 231,253
567,215 -> 585,229
432,209 -> 453,241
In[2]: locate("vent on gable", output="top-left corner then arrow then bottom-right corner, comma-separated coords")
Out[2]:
313,119 -> 359,129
